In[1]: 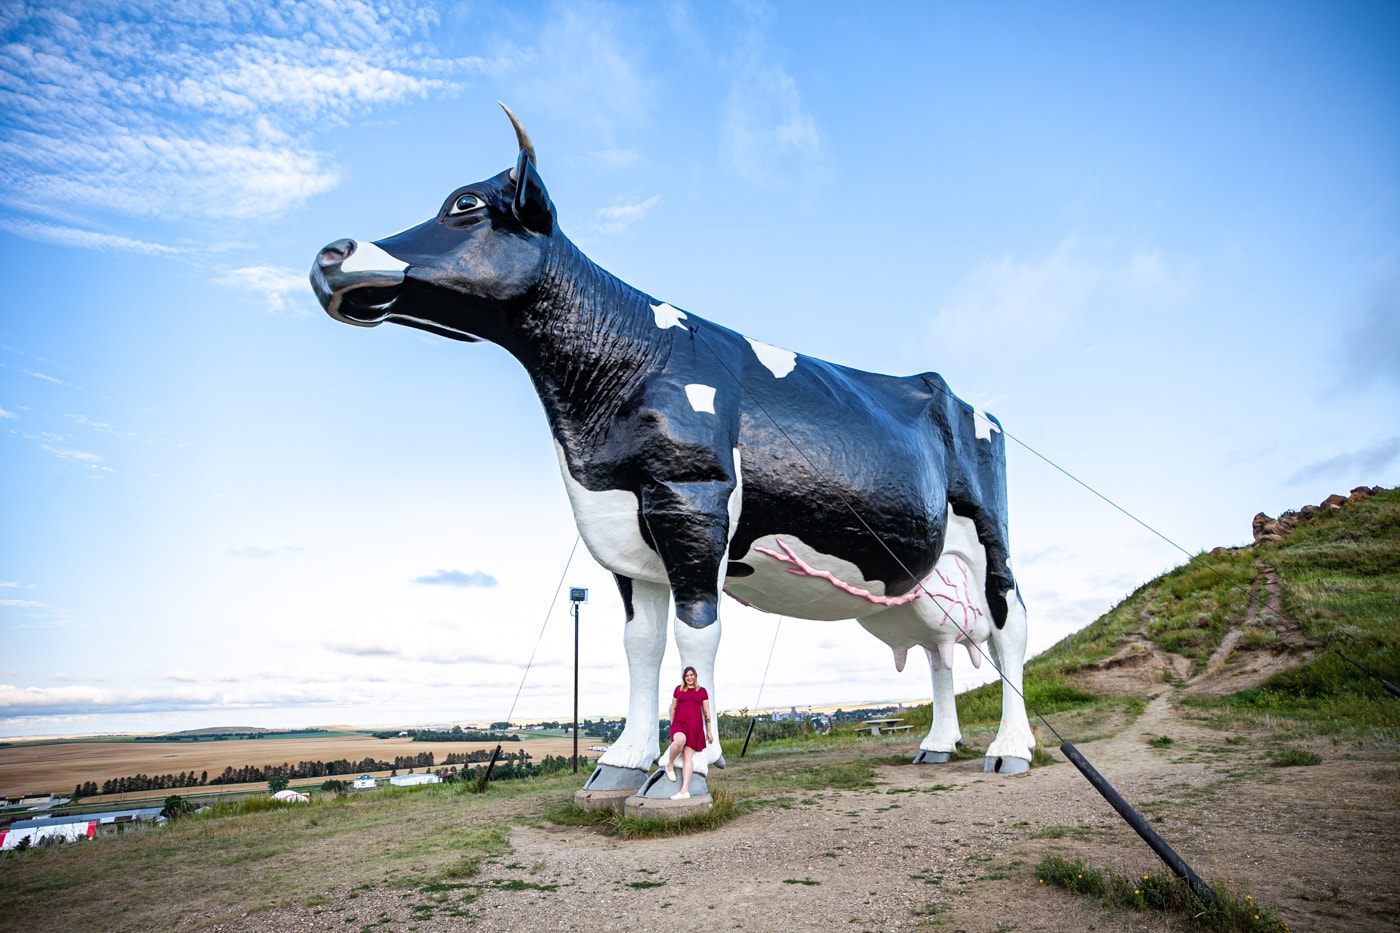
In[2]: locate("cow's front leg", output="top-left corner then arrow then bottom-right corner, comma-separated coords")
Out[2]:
640,478 -> 733,774
588,576 -> 668,790
984,591 -> 1035,773
674,615 -> 723,773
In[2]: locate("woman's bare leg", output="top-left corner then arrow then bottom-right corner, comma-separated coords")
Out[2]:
665,733 -> 686,780
678,747 -> 694,797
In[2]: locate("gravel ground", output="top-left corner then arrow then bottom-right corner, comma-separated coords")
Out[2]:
201,691 -> 1400,933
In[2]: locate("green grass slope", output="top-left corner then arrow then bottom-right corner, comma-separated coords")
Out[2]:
951,486 -> 1400,744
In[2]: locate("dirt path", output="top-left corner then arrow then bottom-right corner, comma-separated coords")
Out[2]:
207,683 -> 1400,932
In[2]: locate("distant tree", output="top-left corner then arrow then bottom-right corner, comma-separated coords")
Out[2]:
161,795 -> 196,820
321,779 -> 349,798
268,775 -> 289,793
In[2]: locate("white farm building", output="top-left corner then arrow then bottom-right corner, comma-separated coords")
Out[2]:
353,775 -> 377,790
389,773 -> 441,787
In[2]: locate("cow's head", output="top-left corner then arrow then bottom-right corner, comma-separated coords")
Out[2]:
310,104 -> 556,343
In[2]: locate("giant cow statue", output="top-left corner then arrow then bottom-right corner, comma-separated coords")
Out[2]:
310,107 -> 1036,793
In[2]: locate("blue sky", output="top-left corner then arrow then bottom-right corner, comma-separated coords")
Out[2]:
1,0 -> 1396,738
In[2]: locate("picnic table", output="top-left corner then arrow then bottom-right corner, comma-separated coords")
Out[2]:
858,717 -> 912,737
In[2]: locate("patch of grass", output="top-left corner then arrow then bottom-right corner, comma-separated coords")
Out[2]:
610,787 -> 746,839
1147,735 -> 1175,748
1266,748 -> 1322,767
1037,854 -> 1289,932
627,880 -> 666,889
782,878 -> 820,886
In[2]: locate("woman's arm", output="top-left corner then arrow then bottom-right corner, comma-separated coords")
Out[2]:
702,699 -> 713,738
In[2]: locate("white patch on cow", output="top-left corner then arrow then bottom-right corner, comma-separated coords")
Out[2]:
651,302 -> 687,329
745,337 -> 798,378
342,240 -> 408,274
972,407 -> 1000,441
553,443 -> 666,583
685,383 -> 716,414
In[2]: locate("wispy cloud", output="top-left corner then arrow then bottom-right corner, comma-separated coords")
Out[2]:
213,265 -> 316,315
226,545 -> 306,559
515,5 -> 656,146
0,218 -> 184,255
0,582 -> 38,590
0,1 -> 491,241
1339,258 -> 1400,393
323,640 -> 402,658
925,237 -> 1182,359
39,445 -> 111,471
594,195 -> 659,235
721,2 -> 826,188
0,406 -> 15,419
25,370 -> 67,385
413,569 -> 498,588
0,599 -> 48,608
1286,437 -> 1400,486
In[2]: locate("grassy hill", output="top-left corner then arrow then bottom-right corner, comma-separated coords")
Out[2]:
946,484 -> 1400,747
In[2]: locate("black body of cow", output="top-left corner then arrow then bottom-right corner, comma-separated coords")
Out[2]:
312,151 -> 1017,634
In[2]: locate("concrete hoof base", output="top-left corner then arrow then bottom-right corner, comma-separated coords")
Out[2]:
639,767 -> 709,799
574,787 -> 634,813
623,792 -> 713,821
913,749 -> 953,764
983,755 -> 1031,775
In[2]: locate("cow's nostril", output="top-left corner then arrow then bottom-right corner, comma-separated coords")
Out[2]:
317,239 -> 356,268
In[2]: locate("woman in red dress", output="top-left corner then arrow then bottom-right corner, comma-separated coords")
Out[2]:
663,665 -> 713,799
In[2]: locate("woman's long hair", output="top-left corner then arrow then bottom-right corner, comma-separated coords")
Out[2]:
680,665 -> 699,691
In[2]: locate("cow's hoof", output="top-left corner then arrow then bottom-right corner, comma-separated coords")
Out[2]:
638,767 -> 709,799
983,755 -> 1030,775
711,753 -> 726,770
581,764 -> 648,791
913,749 -> 953,764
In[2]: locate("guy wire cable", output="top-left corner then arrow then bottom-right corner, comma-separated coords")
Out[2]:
741,616 -> 785,757
504,534 -> 582,726
688,325 -> 1218,899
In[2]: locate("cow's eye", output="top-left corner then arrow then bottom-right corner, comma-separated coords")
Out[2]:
449,193 -> 485,215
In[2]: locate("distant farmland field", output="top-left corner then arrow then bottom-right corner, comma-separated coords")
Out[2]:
0,732 -> 586,801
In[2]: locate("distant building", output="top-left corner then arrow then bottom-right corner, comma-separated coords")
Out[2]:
271,790 -> 309,803
353,775 -> 377,790
389,773 -> 441,787
1,806 -> 165,850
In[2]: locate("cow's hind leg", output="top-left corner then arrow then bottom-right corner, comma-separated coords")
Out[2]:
984,590 -> 1036,773
587,576 -> 669,791
914,646 -> 962,762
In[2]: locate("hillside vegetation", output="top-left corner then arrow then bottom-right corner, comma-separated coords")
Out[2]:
947,485 -> 1400,746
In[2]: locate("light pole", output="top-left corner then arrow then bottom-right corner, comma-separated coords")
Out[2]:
569,587 -> 588,774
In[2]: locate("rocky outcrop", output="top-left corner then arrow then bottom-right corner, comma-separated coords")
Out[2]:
1252,485 -> 1385,544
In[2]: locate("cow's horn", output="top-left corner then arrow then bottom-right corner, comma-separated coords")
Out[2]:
499,102 -> 536,178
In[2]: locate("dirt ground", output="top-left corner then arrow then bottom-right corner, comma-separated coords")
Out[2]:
193,682 -> 1399,933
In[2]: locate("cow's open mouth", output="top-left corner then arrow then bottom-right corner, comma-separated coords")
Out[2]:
336,284 -> 401,322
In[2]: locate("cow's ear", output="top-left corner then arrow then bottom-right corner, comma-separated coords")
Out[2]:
512,151 -> 554,235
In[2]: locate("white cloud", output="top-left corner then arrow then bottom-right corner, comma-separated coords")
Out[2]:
0,1 -> 487,237
1286,437 -> 1400,486
414,569 -> 499,588
0,599 -> 47,608
213,265 -> 315,315
595,195 -> 659,235
225,545 -> 306,559
0,406 -> 15,419
0,582 -> 38,589
0,219 -> 184,255
39,445 -> 111,470
721,2 -> 826,187
925,237 -> 1182,359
